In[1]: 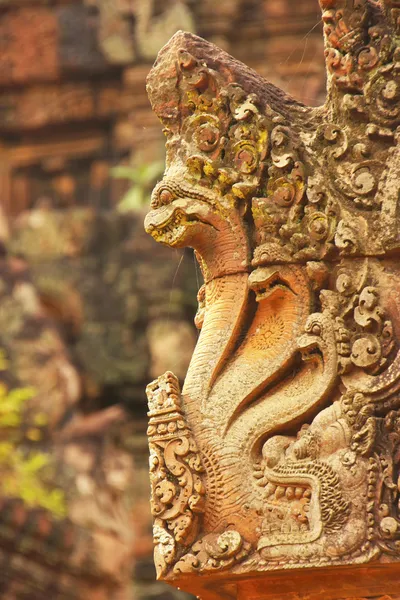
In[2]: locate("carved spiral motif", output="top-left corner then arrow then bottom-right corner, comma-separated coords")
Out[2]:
335,220 -> 358,254
154,479 -> 176,512
351,334 -> 382,368
178,49 -> 197,71
190,115 -> 222,153
268,177 -> 296,207
307,212 -> 331,242
204,530 -> 243,559
320,123 -> 348,159
336,272 -> 355,296
351,162 -> 378,196
365,66 -> 400,127
233,140 -> 259,174
271,126 -> 295,169
325,47 -> 352,82
380,516 -> 399,538
357,45 -> 379,71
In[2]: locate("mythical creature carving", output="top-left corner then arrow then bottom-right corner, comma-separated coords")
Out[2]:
144,0 -> 400,593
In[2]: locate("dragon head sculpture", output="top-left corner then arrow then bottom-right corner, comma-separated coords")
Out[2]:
145,32 -> 320,280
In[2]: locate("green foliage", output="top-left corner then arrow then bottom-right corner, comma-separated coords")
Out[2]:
111,161 -> 165,212
0,380 -> 66,518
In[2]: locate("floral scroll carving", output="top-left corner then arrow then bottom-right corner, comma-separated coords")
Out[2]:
144,0 -> 400,592
146,372 -> 205,577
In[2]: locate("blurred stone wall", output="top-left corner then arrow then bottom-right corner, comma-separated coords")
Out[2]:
0,0 -> 325,218
0,1 -> 325,599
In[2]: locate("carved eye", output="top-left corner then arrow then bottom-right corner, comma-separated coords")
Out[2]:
159,189 -> 174,205
311,323 -> 322,336
151,186 -> 174,208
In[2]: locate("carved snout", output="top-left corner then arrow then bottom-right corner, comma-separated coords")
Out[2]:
297,313 -> 334,364
248,266 -> 297,302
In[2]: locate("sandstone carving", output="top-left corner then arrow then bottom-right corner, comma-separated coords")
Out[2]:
145,0 -> 400,596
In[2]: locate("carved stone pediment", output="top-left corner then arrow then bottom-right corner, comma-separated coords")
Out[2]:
144,2 -> 400,597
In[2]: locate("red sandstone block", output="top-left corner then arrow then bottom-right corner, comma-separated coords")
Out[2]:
0,9 -> 59,86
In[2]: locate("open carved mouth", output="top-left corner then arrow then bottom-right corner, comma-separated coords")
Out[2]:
144,204 -> 192,245
261,482 -> 311,534
145,196 -> 219,246
155,209 -> 186,234
253,280 -> 291,302
297,336 -> 324,364
257,477 -> 321,552
300,343 -> 323,362
248,268 -> 296,302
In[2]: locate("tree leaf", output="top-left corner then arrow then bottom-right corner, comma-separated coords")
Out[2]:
118,186 -> 145,212
109,166 -> 139,181
141,161 -> 165,184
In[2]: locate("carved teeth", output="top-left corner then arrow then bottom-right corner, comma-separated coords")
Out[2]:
262,516 -> 309,536
295,487 -> 304,499
285,486 -> 295,500
265,483 -> 277,497
265,482 -> 310,501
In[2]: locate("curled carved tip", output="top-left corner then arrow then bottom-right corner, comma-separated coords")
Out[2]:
177,48 -> 198,71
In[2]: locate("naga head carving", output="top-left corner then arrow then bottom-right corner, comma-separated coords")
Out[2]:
145,32 -> 316,274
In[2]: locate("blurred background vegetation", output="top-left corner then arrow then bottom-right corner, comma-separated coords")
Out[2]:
0,1 -> 325,598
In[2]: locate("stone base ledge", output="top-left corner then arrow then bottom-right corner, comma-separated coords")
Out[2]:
170,562 -> 400,600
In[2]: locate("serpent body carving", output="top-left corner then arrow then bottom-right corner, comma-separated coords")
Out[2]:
145,0 -> 400,584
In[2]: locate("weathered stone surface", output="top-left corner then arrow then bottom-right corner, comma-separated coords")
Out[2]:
145,1 -> 400,597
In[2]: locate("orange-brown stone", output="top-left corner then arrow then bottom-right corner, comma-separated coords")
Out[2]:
145,2 -> 400,598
